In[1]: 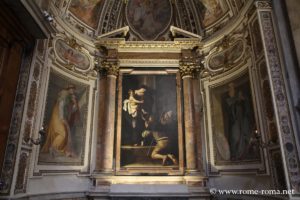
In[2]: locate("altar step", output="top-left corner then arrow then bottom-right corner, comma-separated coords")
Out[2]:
88,184 -> 210,200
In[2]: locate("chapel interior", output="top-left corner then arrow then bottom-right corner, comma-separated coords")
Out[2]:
0,0 -> 300,199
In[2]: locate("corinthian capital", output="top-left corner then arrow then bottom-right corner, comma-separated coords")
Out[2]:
179,61 -> 201,78
96,60 -> 119,77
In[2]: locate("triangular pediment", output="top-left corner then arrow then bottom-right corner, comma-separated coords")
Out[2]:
170,26 -> 202,41
97,26 -> 130,39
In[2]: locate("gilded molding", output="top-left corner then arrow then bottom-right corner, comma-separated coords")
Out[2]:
66,37 -> 82,49
118,52 -> 181,59
96,40 -> 201,53
119,59 -> 179,67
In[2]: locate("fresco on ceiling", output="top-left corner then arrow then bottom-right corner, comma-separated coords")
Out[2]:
126,0 -> 172,40
211,73 -> 260,164
69,0 -> 102,29
198,0 -> 225,27
38,71 -> 89,165
55,39 -> 90,70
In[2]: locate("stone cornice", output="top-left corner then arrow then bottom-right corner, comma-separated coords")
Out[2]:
96,39 -> 202,53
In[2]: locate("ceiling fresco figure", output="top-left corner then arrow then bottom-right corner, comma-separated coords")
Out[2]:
126,0 -> 172,40
69,0 -> 103,28
199,0 -> 225,27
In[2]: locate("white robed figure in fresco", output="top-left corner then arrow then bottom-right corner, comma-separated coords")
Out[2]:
41,84 -> 86,158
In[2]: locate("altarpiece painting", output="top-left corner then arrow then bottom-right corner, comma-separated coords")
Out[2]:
116,72 -> 183,174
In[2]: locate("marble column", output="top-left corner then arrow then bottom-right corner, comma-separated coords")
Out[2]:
179,61 -> 199,172
95,60 -> 119,173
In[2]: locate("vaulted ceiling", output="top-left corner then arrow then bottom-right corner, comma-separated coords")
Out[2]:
51,0 -> 248,40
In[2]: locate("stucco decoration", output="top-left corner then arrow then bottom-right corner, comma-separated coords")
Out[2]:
126,0 -> 173,40
205,37 -> 246,72
54,38 -> 92,72
207,39 -> 245,71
